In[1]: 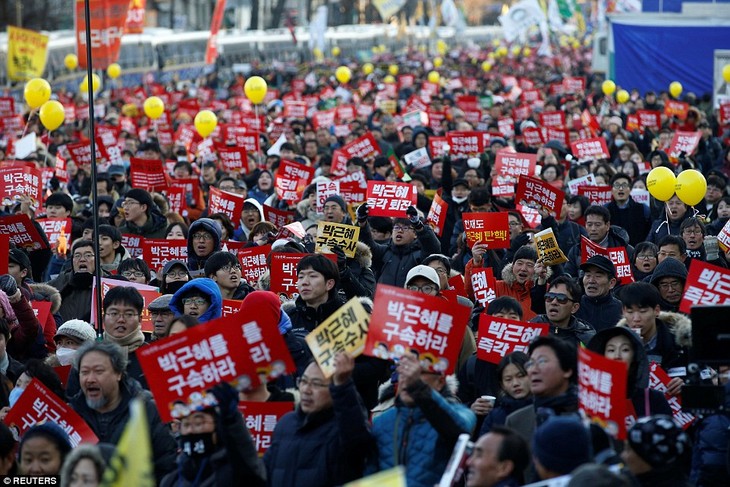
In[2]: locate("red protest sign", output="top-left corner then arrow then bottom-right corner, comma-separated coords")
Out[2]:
221,299 -> 243,317
0,166 -> 43,210
263,205 -> 296,227
239,401 -> 295,455
0,214 -> 47,250
36,218 -> 72,245
137,313 -> 262,422
366,181 -> 417,217
446,131 -> 486,158
341,133 -> 381,162
31,301 -> 52,330
477,315 -> 548,364
428,136 -> 449,158
463,212 -> 510,249
571,137 -> 610,161
164,186 -> 186,215
274,160 -> 315,203
363,284 -> 470,375
580,237 -> 634,285
169,178 -> 201,206
283,100 -> 307,119
217,146 -> 248,174
4,378 -> 98,447
129,157 -> 168,191
208,188 -> 245,228
492,176 -> 515,198
91,277 -> 160,333
719,103 -> 730,126
679,259 -> 730,313
471,267 -> 497,308
269,253 -> 304,298
516,204 -> 542,229
668,131 -> 702,159
426,192 -> 448,237
664,100 -> 690,120
238,245 -> 271,285
75,0 -> 129,69
649,362 -> 696,429
563,76 -> 585,94
312,109 -> 336,131
578,185 -> 613,206
142,239 -> 188,273
0,97 -> 15,116
121,234 -> 143,258
578,347 -> 628,439
494,151 -> 537,179
340,181 -> 367,206
522,127 -> 544,146
539,110 -> 566,128
515,176 -> 564,215
637,110 -> 661,131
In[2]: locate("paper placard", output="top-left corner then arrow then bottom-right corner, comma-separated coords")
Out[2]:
315,221 -> 360,257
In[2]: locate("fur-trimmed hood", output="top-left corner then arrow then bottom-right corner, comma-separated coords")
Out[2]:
29,283 -> 62,314
616,310 -> 692,348
500,262 -> 553,286
354,242 -> 373,269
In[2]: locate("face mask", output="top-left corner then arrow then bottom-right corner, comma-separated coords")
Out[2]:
165,280 -> 187,295
9,387 -> 24,407
467,157 -> 481,169
614,139 -> 625,148
452,196 -> 468,204
56,347 -> 77,367
179,432 -> 215,458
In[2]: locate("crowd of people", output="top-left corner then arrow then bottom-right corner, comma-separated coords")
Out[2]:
1,35 -> 730,487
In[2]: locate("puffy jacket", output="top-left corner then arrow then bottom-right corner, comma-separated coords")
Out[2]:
529,314 -> 596,347
263,379 -> 371,487
4,293 -> 43,363
339,242 -> 376,299
285,294 -> 346,334
369,380 -> 476,487
187,218 -> 223,276
606,199 -> 651,246
48,269 -> 110,323
690,382 -> 730,486
479,395 -> 533,437
575,292 -> 624,332
27,283 -> 62,355
169,278 -> 223,323
493,263 -> 539,321
118,210 -> 168,239
232,198 -> 265,242
359,222 -> 441,288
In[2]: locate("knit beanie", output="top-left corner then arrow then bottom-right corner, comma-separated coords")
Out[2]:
512,245 -> 538,264
532,417 -> 593,475
324,195 -> 347,212
124,188 -> 154,211
627,415 -> 689,468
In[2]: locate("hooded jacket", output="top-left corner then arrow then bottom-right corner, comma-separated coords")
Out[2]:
169,278 -> 223,323
646,210 -> 691,244
494,263 -> 540,321
187,218 -> 223,276
649,258 -> 688,312
295,198 -> 323,232
232,198 -> 265,242
247,171 -> 274,205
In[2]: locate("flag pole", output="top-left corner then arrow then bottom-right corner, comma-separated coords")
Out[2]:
82,0 -> 104,338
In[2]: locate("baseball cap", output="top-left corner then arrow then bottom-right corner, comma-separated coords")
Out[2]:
405,265 -> 441,290
580,255 -> 616,278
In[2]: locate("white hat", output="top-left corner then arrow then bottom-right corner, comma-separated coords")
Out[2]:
54,319 -> 97,344
405,265 -> 441,290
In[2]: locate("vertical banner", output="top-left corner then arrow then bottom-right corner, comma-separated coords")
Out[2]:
6,26 -> 49,82
426,192 -> 448,237
578,347 -> 628,440
205,0 -> 228,64
75,0 -> 131,69
125,0 -> 146,34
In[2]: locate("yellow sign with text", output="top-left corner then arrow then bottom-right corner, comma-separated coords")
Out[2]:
534,227 -> 568,265
315,221 -> 360,258
7,26 -> 49,82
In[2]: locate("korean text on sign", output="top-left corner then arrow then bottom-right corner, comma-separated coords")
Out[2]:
462,212 -> 510,249
515,176 -> 564,215
142,239 -> 188,272
315,221 -> 360,258
238,245 -> 271,284
649,362 -> 696,430
477,315 -> 548,365
366,181 -> 417,218
679,259 -> 730,313
471,268 -> 497,308
238,402 -> 294,455
578,347 -> 628,440
426,192 -> 448,237
493,151 -> 537,179
269,253 -> 305,298
534,227 -> 568,265
0,214 -> 47,250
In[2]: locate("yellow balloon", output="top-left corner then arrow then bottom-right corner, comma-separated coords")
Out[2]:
616,89 -> 630,104
723,64 -> 730,83
107,63 -> 121,79
669,81 -> 683,98
24,78 -> 51,109
437,39 -> 447,54
523,47 -> 531,56
492,39 -> 501,47
428,71 -> 440,84
646,166 -> 677,202
143,96 -> 165,119
384,75 -> 395,84
64,53 -> 78,70
313,47 -> 323,59
496,46 -> 508,57
194,110 -> 218,138
335,66 -> 352,84
80,74 -> 101,94
244,76 -> 268,105
39,100 -> 65,131
481,61 -> 492,73
511,46 -> 521,56
675,169 -> 707,207
433,57 -> 443,68
362,63 -> 374,75
378,44 -> 386,53
602,80 -> 616,96
388,65 -> 399,76
332,46 -> 341,56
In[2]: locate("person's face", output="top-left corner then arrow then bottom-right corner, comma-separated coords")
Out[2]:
180,411 -> 216,436
635,250 -> 658,273
79,351 -> 122,411
527,345 -> 572,398
69,457 -> 99,487
392,223 -> 417,246
212,261 -> 242,290
718,200 -> 730,219
55,336 -> 83,350
121,198 -> 146,222
191,230 -> 215,257
567,202 -> 582,221
82,228 -> 93,241
466,433 -> 511,487
623,304 -> 659,339
151,309 -> 175,337
657,244 -> 684,263
705,185 -> 723,204
666,195 -> 687,222
544,283 -> 579,324
258,172 -> 273,190
323,202 -> 345,223
121,267 -> 147,284
316,130 -> 329,147
166,265 -> 189,283
298,362 -> 333,414
501,363 -> 530,400
168,320 -> 189,336
98,204 -> 111,219
7,262 -> 27,286
682,224 -> 704,250
512,258 -> 535,285
296,267 -> 334,304
431,162 -> 443,180
167,224 -> 186,239
508,215 -> 523,240
492,310 -> 522,321
174,166 -> 191,178
582,267 -> 615,298
464,170 -> 482,188
20,437 -> 63,476
98,236 -> 119,260
45,205 -> 70,219
104,302 -> 141,339
452,184 -> 470,200
202,166 -> 217,184
72,246 -> 96,274
542,167 -> 556,182
656,277 -> 684,304
242,206 -> 261,229
414,133 -> 427,148
427,261 -> 449,291
304,141 -> 318,158
406,276 -> 439,296
183,295 -> 211,318
218,181 -> 237,193
96,180 -> 110,196
585,214 -> 609,243
621,443 -> 653,476
612,178 -> 631,203
604,334 -> 634,364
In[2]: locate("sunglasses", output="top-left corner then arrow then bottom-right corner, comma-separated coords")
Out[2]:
544,292 -> 574,304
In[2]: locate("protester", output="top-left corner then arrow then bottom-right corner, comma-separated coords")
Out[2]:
478,352 -> 533,436
532,417 -> 593,480
18,422 -> 72,477
59,444 -> 108,487
286,254 -> 346,333
529,276 -> 596,346
118,189 -> 168,238
465,426 -> 530,487
169,278 -> 223,324
147,295 -> 175,342
187,218 -> 223,277
205,250 -> 255,300
622,415 -> 691,486
575,255 -> 623,331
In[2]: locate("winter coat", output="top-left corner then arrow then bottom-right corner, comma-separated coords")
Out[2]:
606,199 -> 651,247
359,222 -> 442,288
493,263 -> 539,321
479,395 -> 533,436
69,375 -> 177,483
575,292 -> 624,332
537,215 -> 588,257
263,379 -> 371,487
187,218 -> 223,276
529,314 -> 596,347
118,210 -> 168,239
690,382 -> 730,487
295,198 -> 323,231
232,198 -> 265,242
649,257 -> 688,312
48,269 -> 110,324
564,226 -> 633,278
4,291 -> 43,362
285,294 -> 346,334
339,242 -> 376,299
169,278 -> 223,323
369,380 -> 476,487
645,212 -> 691,243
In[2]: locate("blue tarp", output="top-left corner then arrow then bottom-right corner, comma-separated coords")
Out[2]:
612,22 -> 730,96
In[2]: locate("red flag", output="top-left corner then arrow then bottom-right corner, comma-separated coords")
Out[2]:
205,0 -> 227,64
75,0 -> 130,69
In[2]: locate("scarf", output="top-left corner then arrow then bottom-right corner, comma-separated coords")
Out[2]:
0,291 -> 18,327
533,384 -> 579,426
104,328 -> 146,353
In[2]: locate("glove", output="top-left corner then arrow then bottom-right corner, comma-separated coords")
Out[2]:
356,203 -> 369,223
0,275 -> 18,297
209,382 -> 240,422
332,245 -> 347,271
406,205 -> 423,231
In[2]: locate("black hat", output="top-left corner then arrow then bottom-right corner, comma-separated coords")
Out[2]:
453,178 -> 469,189
124,189 -> 154,212
9,248 -> 32,273
324,195 -> 347,212
512,245 -> 537,264
490,137 -> 507,147
44,192 -> 74,212
580,255 -> 616,278
627,415 -> 689,468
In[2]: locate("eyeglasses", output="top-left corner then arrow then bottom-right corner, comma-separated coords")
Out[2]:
636,254 -> 656,260
150,310 -> 174,317
431,267 -> 448,275
167,271 -> 188,278
658,280 -> 683,291
544,292 -> 574,304
106,310 -> 139,320
182,297 -> 208,307
393,225 -> 414,232
122,271 -> 146,278
612,183 -> 630,190
218,263 -> 241,273
525,357 -> 550,370
121,200 -> 140,207
296,377 -> 329,389
242,208 -> 260,214
73,253 -> 95,261
218,186 -> 236,192
682,229 -> 703,235
192,233 -> 213,241
407,284 -> 437,294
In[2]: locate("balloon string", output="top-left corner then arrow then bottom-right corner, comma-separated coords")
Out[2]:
655,202 -> 671,235
691,207 -> 707,221
20,109 -> 37,140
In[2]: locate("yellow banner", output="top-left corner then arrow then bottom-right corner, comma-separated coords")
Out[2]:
345,466 -> 406,487
315,221 -> 360,258
534,227 -> 568,265
372,0 -> 407,21
305,296 -> 370,378
100,399 -> 154,487
7,26 -> 49,82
